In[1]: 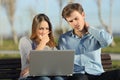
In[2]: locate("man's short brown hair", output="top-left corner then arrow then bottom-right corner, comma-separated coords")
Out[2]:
62,3 -> 84,20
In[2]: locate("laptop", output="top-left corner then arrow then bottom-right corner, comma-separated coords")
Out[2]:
29,50 -> 75,76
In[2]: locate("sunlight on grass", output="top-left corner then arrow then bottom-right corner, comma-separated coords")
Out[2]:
0,40 -> 18,50
0,37 -> 120,69
0,53 -> 20,59
112,60 -> 120,69
102,37 -> 120,53
1,37 -> 120,53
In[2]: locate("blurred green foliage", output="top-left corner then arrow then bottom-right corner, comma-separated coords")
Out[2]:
0,39 -> 18,50
102,37 -> 120,53
0,37 -> 120,69
112,60 -> 120,69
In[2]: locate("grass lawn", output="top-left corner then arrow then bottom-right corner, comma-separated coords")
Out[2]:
112,60 -> 120,69
0,39 -> 18,50
0,53 -> 20,59
102,37 -> 120,53
0,37 -> 120,69
1,37 -> 120,53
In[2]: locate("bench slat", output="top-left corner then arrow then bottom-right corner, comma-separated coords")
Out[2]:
0,58 -> 20,64
0,64 -> 21,69
101,54 -> 111,60
0,73 -> 19,79
101,54 -> 112,70
102,60 -> 112,65
0,58 -> 21,79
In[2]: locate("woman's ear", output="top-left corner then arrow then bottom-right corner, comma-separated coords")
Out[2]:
82,12 -> 85,18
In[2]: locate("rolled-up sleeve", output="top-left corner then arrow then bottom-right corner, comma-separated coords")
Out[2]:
88,26 -> 113,48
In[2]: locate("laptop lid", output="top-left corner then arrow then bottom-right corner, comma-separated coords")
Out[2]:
29,50 -> 75,76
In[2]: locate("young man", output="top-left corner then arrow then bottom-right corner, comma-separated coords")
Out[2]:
57,3 -> 120,80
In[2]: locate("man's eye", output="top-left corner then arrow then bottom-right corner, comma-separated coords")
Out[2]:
75,18 -> 78,20
69,20 -> 73,23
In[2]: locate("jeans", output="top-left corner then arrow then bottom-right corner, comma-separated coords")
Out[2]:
19,76 -> 64,80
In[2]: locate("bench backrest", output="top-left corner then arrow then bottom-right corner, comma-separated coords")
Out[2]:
0,54 -> 112,80
101,54 -> 112,71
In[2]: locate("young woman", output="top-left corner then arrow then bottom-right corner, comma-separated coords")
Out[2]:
19,14 -> 64,80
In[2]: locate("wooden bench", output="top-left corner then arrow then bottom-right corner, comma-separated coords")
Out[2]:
0,54 -> 112,80
101,53 -> 112,71
0,58 -> 21,80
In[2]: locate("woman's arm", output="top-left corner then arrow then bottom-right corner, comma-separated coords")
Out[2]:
19,36 -> 32,77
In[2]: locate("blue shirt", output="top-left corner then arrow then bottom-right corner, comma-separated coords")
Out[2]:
57,26 -> 113,75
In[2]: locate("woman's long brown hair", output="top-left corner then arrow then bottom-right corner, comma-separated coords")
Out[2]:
30,14 -> 56,48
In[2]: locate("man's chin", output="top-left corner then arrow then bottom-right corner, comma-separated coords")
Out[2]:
76,29 -> 82,32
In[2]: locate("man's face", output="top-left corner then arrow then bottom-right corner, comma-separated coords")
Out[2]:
66,11 -> 85,32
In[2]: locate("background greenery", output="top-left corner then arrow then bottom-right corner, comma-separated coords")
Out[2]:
0,37 -> 120,69
102,37 -> 120,53
1,37 -> 120,52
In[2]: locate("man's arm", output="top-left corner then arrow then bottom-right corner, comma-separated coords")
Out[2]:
88,26 -> 113,48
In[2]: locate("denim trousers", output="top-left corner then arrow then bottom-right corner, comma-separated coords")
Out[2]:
19,76 -> 64,80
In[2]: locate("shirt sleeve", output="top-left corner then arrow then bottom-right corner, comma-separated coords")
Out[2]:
19,36 -> 32,70
57,35 -> 66,50
88,26 -> 113,48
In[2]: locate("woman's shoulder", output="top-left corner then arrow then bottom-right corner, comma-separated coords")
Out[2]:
19,36 -> 32,45
20,36 -> 31,42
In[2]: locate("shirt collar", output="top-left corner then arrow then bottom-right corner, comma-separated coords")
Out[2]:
70,29 -> 90,39
69,30 -> 79,38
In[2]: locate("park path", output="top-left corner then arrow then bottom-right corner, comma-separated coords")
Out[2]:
0,50 -> 120,60
110,53 -> 120,60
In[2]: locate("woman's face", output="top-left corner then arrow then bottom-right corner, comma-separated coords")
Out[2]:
36,20 -> 49,39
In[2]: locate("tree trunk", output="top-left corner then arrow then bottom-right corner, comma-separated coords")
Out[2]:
0,0 -> 3,46
6,0 -> 18,45
96,0 -> 116,47
11,18 -> 18,45
109,0 -> 115,46
0,35 -> 3,46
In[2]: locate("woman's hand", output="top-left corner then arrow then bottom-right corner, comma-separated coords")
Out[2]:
36,32 -> 50,50
39,31 -> 50,45
20,66 -> 29,77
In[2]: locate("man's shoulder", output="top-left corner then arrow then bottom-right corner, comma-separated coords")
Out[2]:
61,30 -> 72,37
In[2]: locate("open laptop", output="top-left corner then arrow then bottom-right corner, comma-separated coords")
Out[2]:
29,50 -> 75,76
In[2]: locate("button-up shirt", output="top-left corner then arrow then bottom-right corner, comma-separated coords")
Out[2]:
57,26 -> 113,75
